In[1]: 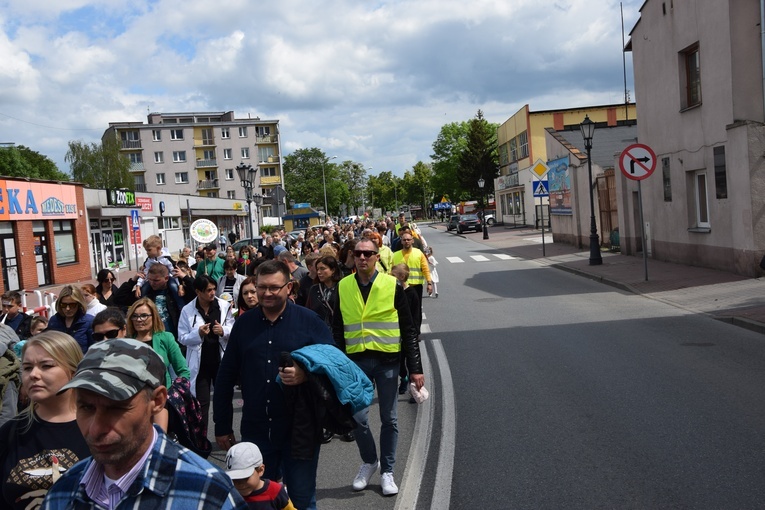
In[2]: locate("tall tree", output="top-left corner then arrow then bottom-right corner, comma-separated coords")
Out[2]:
0,145 -> 68,181
65,138 -> 132,189
338,161 -> 367,215
458,110 -> 499,207
283,148 -> 346,216
430,121 -> 470,202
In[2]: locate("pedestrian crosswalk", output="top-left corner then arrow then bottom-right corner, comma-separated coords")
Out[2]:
445,253 -> 518,264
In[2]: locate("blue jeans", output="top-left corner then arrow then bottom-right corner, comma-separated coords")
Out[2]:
352,356 -> 399,474
261,442 -> 319,510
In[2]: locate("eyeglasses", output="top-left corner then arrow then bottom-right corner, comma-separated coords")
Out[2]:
353,250 -> 378,258
256,282 -> 291,294
92,329 -> 122,341
105,277 -> 115,282
60,302 -> 79,310
401,238 -> 413,242
131,313 -> 152,321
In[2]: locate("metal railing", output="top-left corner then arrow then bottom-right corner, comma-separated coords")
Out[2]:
197,179 -> 220,190
121,140 -> 142,149
196,159 -> 218,168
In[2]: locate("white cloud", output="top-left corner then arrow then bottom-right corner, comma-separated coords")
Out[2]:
0,0 -> 641,175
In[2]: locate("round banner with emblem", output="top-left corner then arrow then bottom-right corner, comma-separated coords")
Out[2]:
190,219 -> 218,243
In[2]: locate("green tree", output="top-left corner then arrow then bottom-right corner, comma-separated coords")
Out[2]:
431,121 -> 470,202
0,145 -> 68,180
283,148 -> 346,216
65,138 -> 132,189
338,161 -> 368,215
458,110 -> 499,207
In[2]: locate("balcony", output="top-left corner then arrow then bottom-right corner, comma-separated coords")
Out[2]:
121,140 -> 142,149
262,155 -> 280,163
129,162 -> 145,173
256,134 -> 277,143
135,183 -> 147,192
260,176 -> 281,186
197,179 -> 220,190
193,138 -> 216,147
196,159 -> 218,168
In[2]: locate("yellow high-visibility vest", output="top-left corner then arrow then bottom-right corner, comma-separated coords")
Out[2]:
393,247 -> 425,286
338,273 -> 401,355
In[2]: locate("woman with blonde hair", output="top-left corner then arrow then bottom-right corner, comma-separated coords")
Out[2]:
0,331 -> 89,508
46,285 -> 93,353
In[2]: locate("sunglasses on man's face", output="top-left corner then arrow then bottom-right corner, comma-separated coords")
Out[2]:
92,329 -> 121,341
353,250 -> 378,258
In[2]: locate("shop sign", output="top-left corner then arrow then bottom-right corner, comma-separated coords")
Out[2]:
107,189 -> 136,207
0,180 -> 78,220
136,197 -> 153,211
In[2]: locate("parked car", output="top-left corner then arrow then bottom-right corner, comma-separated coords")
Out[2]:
448,214 -> 482,234
231,238 -> 264,253
484,213 -> 496,226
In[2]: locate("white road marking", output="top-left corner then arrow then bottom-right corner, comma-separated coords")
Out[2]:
420,323 -> 431,334
470,255 -> 490,262
446,256 -> 464,263
494,254 -> 515,260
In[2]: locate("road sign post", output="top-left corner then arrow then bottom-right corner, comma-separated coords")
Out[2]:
619,144 -> 657,281
130,209 -> 140,272
530,160 -> 550,257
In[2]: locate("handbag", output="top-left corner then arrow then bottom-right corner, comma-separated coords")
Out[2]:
165,377 -> 212,458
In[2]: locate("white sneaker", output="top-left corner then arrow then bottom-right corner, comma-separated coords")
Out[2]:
352,461 -> 379,491
381,472 -> 398,496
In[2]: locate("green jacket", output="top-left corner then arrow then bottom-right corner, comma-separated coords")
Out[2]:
150,331 -> 191,388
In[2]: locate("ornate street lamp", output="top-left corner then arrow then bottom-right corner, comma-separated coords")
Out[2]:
236,162 -> 257,239
580,115 -> 602,265
478,177 -> 489,240
253,192 -> 263,233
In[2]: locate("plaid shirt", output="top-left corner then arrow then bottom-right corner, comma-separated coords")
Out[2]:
42,425 -> 247,510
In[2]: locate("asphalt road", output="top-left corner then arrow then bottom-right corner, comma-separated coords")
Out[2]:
208,227 -> 765,509
421,227 -> 765,509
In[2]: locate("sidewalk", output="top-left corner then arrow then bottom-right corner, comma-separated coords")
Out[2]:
427,221 -> 765,334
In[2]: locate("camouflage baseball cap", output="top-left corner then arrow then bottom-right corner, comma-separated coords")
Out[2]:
58,338 -> 166,401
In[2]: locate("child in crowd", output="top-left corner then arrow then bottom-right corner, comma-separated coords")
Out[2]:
425,246 -> 439,298
134,235 -> 184,307
224,442 -> 295,510
390,263 -> 422,398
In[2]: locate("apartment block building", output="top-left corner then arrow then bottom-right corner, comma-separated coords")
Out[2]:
624,0 -> 765,275
102,111 -> 284,221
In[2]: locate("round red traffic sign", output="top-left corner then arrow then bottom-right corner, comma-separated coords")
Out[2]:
619,143 -> 657,181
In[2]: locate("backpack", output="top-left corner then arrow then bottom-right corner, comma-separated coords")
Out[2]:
165,377 -> 212,458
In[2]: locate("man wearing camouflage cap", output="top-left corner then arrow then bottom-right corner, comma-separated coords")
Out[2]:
42,338 -> 246,509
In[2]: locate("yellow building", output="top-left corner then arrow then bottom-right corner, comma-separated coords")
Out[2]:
496,103 -> 636,227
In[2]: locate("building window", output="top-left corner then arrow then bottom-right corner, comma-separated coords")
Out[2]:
681,43 -> 701,109
261,167 -> 277,177
156,173 -> 166,185
170,129 -> 184,140
509,137 -> 517,162
173,151 -> 186,162
238,127 -> 247,138
207,192 -> 219,198
225,168 -> 234,180
223,148 -> 232,160
128,153 -> 142,163
713,146 -> 727,199
227,190 -> 236,199
257,126 -> 270,136
154,152 -> 164,164
662,157 -> 671,201
175,172 -> 189,184
499,144 -> 508,166
517,131 -> 529,159
221,127 -> 230,139
161,217 -> 180,229
258,146 -> 274,162
694,170 -> 710,228
53,221 -> 76,265
152,130 -> 161,142
241,147 -> 250,159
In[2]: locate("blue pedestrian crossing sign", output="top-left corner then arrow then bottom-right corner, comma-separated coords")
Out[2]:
533,180 -> 549,197
131,209 -> 140,231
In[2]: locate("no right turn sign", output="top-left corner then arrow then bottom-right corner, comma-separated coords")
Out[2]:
619,143 -> 657,181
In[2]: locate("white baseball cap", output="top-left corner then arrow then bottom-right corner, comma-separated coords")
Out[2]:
224,442 -> 263,480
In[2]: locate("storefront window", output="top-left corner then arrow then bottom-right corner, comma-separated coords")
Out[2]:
53,220 -> 76,264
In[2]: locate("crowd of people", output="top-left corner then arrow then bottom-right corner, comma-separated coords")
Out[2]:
0,212 -> 440,509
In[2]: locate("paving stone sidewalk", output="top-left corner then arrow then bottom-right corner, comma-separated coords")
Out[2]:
427,221 -> 765,334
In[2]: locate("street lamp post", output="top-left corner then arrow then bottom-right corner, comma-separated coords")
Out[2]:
253,193 -> 263,234
580,115 -> 603,265
321,155 -> 337,223
478,178 -> 489,240
236,162 -> 257,240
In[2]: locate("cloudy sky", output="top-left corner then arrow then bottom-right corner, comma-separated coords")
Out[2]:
0,0 -> 640,178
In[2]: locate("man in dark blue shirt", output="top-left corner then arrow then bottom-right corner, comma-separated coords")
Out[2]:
213,260 -> 335,510
0,292 -> 32,340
